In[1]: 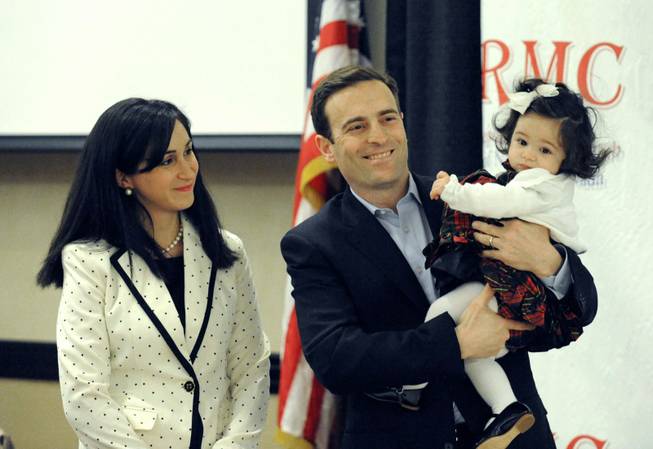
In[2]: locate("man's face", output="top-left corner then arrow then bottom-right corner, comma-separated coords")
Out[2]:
316,80 -> 409,201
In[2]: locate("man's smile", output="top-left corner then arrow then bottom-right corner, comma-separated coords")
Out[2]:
364,149 -> 394,160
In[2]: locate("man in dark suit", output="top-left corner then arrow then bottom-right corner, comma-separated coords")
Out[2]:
281,66 -> 597,449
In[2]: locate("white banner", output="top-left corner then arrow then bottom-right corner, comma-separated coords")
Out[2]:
481,1 -> 653,448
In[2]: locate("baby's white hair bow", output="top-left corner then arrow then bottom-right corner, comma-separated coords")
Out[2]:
507,84 -> 559,114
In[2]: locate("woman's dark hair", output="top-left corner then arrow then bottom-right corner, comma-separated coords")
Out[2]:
311,65 -> 401,142
493,78 -> 609,179
37,98 -> 237,288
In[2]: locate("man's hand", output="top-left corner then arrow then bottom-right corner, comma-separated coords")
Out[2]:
472,219 -> 562,278
430,171 -> 451,200
455,285 -> 534,359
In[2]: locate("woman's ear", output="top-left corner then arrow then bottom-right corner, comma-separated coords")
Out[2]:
115,169 -> 133,189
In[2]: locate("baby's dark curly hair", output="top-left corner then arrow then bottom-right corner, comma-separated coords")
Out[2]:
493,78 -> 610,179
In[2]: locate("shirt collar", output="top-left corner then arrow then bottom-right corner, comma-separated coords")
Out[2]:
350,174 -> 423,215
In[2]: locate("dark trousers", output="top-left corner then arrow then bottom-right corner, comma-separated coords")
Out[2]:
454,423 -> 477,449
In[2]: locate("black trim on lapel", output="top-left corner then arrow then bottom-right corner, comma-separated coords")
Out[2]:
110,249 -> 204,449
413,173 -> 443,238
341,189 -> 431,312
190,263 -> 217,363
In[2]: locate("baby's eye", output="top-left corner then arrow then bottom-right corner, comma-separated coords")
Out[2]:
540,147 -> 552,155
517,138 -> 527,146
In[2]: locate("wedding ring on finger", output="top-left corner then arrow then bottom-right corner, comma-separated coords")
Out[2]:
489,236 -> 495,249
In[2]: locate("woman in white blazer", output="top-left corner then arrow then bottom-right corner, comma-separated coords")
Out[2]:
38,99 -> 270,449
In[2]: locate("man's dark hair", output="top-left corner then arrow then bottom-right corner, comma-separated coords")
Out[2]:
494,78 -> 610,179
311,65 -> 400,142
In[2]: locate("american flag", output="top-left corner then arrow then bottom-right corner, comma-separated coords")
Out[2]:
277,1 -> 370,448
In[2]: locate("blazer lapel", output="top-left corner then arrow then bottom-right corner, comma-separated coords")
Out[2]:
111,249 -> 189,358
413,173 -> 443,238
341,188 -> 431,312
110,216 -> 216,365
180,215 -> 216,362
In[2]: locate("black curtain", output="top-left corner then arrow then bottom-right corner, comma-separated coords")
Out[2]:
386,0 -> 482,177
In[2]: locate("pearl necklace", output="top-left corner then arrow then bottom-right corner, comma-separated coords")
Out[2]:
161,222 -> 183,255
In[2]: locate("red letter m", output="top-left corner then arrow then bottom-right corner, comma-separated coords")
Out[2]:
523,41 -> 572,83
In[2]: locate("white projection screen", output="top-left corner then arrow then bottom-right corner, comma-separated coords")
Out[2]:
0,1 -> 306,146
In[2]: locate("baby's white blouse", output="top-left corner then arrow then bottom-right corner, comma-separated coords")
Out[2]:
441,167 -> 586,253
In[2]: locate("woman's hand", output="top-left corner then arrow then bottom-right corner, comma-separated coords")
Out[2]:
472,219 -> 562,278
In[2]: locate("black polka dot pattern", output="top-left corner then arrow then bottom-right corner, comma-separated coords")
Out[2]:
57,219 -> 270,449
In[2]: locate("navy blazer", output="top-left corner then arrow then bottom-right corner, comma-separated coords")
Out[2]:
281,173 -> 597,449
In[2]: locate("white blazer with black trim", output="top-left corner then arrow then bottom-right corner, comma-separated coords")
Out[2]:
56,215 -> 270,449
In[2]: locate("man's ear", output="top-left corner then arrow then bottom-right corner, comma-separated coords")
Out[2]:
315,134 -> 336,163
115,169 -> 134,190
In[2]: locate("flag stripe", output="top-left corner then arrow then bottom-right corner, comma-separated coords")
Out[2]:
311,46 -> 353,88
281,356 -> 314,432
278,308 -> 302,414
316,20 -> 349,52
302,376 -> 326,440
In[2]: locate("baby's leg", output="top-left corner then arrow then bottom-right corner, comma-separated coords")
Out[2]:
426,283 -> 515,412
465,356 -> 514,415
404,282 -> 485,390
426,281 -> 485,322
464,294 -> 514,414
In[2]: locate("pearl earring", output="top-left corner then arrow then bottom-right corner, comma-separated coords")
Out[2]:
125,188 -> 133,196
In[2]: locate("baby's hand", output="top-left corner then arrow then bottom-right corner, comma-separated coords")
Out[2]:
430,171 -> 450,200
